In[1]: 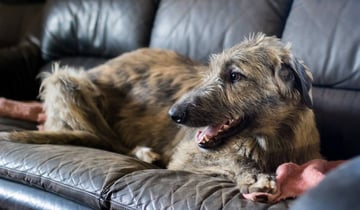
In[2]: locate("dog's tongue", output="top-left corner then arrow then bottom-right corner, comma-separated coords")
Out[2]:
196,124 -> 223,143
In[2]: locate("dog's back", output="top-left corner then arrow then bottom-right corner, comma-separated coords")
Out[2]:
0,48 -> 207,164
87,49 -> 207,162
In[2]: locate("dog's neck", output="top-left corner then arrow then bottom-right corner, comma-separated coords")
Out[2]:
239,107 -> 321,172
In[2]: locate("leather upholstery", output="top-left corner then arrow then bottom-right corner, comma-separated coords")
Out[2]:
0,40 -> 42,100
150,0 -> 293,62
282,0 -> 360,160
282,0 -> 360,89
0,117 -> 37,131
0,141 -> 292,209
0,0 -> 359,209
0,179 -> 91,210
0,1 -> 44,100
41,0 -> 158,61
0,141 -> 156,209
0,2 -> 43,47
312,87 -> 360,160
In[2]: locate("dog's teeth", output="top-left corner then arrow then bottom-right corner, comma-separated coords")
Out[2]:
204,136 -> 209,142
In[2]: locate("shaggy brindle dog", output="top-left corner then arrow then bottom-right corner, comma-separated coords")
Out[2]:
0,34 -> 321,193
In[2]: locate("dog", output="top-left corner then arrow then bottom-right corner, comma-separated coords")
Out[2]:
0,34 -> 321,194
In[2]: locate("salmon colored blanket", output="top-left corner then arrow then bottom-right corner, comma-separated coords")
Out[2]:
243,159 -> 346,203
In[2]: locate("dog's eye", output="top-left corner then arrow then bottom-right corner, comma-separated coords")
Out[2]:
230,71 -> 243,82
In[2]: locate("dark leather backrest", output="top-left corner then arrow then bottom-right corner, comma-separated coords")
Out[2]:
0,2 -> 44,48
150,0 -> 293,62
282,0 -> 360,90
40,0 -> 158,61
282,0 -> 360,160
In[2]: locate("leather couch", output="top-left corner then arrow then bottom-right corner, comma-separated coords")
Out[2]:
0,0 -> 359,209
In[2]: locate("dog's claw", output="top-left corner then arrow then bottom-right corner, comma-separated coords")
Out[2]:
237,173 -> 276,194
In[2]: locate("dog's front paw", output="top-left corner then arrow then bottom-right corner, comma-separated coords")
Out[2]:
130,146 -> 161,164
237,173 -> 276,194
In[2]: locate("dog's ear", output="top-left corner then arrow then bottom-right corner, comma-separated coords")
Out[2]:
277,58 -> 313,108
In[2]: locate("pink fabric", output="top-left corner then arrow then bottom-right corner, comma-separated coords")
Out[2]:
243,159 -> 346,203
0,97 -> 45,124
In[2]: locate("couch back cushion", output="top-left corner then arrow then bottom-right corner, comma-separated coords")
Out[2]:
282,0 -> 360,89
150,0 -> 293,62
40,0 -> 158,62
0,2 -> 44,47
282,0 -> 360,160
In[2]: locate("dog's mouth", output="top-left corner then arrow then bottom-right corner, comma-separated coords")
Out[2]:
196,116 -> 247,149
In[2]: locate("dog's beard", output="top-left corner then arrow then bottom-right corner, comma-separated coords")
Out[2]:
195,116 -> 247,149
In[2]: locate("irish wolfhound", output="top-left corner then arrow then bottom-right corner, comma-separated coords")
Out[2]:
0,34 -> 321,194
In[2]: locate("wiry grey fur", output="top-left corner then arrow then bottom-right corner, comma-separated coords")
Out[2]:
0,34 -> 321,195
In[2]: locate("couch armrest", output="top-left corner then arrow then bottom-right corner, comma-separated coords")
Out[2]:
0,141 -> 291,209
0,141 -> 158,209
0,178 -> 92,210
0,39 -> 43,100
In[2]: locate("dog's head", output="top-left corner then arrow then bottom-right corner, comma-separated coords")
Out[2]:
169,33 -> 314,148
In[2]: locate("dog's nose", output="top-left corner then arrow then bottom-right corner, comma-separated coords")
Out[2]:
168,105 -> 186,124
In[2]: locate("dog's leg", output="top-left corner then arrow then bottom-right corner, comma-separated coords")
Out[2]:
0,66 -> 130,154
235,170 -> 276,194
